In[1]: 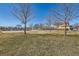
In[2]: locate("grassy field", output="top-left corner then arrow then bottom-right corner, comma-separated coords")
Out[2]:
0,31 -> 79,56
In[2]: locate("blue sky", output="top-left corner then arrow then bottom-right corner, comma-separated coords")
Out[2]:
0,3 -> 79,27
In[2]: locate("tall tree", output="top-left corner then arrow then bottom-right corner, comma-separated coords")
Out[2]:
52,4 -> 79,39
12,3 -> 32,34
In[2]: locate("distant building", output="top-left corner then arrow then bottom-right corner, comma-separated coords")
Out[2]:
57,22 -> 70,30
74,25 -> 79,31
70,24 -> 79,31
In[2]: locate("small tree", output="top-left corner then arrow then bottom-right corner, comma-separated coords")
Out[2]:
52,4 -> 79,39
12,3 -> 32,35
33,24 -> 40,30
45,12 -> 54,32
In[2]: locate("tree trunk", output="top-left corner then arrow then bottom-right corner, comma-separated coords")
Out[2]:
64,20 -> 67,39
24,23 -> 26,35
64,26 -> 67,39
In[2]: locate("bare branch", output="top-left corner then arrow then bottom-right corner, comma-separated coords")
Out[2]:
11,3 -> 32,34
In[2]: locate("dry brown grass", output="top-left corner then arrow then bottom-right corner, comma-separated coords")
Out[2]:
0,31 -> 79,56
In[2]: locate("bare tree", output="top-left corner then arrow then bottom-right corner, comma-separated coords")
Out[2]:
52,4 -> 79,39
12,3 -> 32,34
45,12 -> 54,32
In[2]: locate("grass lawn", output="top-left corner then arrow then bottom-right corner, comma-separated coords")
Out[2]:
0,32 -> 79,56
